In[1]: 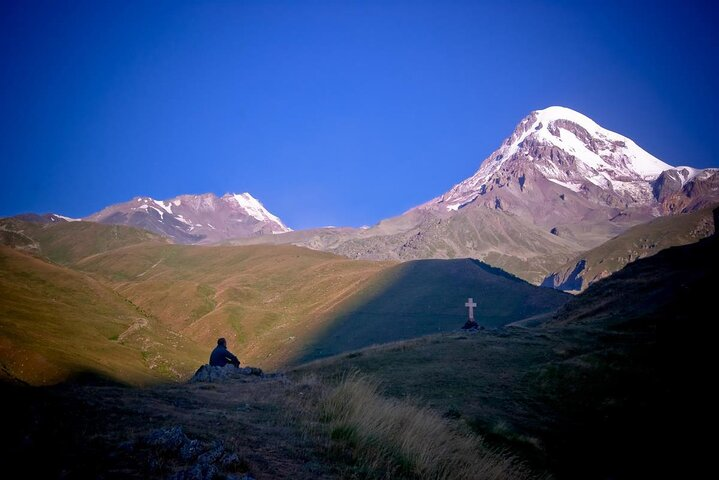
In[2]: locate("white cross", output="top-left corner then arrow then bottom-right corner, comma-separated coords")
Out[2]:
465,297 -> 477,320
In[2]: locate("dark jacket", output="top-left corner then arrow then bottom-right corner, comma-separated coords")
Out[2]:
209,344 -> 240,367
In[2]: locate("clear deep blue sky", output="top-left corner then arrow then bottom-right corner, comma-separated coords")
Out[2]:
1,1 -> 717,228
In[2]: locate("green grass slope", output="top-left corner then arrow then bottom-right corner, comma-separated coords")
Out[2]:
292,258 -> 570,364
74,243 -> 393,370
0,218 -> 167,264
0,245 -> 205,385
542,207 -> 716,291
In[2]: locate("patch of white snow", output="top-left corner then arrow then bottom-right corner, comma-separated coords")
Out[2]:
227,192 -> 292,232
547,178 -> 583,193
54,214 -> 81,222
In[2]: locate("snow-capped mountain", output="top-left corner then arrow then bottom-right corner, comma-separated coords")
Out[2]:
85,192 -> 291,244
428,106 -> 672,211
255,106 -> 718,284
415,106 -> 718,245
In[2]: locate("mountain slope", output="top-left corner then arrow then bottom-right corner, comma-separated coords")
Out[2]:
71,240 -> 568,370
328,207 -> 579,284
0,218 -> 167,264
84,192 -> 291,244
0,245 -> 205,385
73,243 -> 392,370
542,205 -> 717,291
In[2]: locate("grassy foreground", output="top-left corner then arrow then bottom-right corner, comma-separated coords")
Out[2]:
2,368 -> 533,480
293,326 -> 659,480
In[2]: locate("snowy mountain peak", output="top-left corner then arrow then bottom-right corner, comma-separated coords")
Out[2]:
428,107 -> 678,212
530,106 -> 672,178
84,191 -> 291,243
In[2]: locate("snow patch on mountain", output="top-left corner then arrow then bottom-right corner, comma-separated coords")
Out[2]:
54,214 -> 80,222
226,193 -> 291,233
534,106 -> 671,178
154,200 -> 174,215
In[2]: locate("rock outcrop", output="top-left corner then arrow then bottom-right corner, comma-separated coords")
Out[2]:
123,426 -> 255,480
189,364 -> 280,383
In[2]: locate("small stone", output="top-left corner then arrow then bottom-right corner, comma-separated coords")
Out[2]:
118,440 -> 135,453
197,442 -> 225,465
179,439 -> 203,462
220,452 -> 241,469
145,426 -> 188,453
171,463 -> 218,480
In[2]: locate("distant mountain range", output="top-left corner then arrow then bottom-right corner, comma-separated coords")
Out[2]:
8,106 -> 718,284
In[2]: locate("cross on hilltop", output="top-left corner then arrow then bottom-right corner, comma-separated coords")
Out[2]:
462,297 -> 480,331
465,298 -> 477,319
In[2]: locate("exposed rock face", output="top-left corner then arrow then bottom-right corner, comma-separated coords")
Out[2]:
189,364 -> 272,383
655,168 -> 719,214
134,426 -> 254,480
84,192 -> 290,244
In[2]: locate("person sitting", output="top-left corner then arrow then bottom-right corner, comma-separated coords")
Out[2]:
209,337 -> 240,368
462,318 -> 479,330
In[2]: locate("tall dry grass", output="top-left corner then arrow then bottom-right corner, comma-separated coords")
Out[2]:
320,373 -> 533,480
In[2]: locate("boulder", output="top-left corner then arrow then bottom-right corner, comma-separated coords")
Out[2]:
189,364 -> 264,383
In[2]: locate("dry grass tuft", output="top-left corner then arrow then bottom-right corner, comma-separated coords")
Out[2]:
320,372 -> 533,480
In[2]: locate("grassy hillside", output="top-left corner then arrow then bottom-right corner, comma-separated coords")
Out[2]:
0,218 -> 166,264
542,207 -> 716,291
74,243 -> 393,370
2,218 -> 570,382
0,246 -> 205,385
292,258 -> 569,364
292,324 -> 659,480
74,243 -> 569,370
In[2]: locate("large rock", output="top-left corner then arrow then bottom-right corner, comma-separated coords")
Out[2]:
189,364 -> 264,383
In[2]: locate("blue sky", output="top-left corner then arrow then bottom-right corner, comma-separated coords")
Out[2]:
1,1 -> 717,229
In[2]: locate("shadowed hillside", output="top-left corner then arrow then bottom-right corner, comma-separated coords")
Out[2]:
542,206 -> 716,291
550,224 -> 719,327
292,258 -> 570,364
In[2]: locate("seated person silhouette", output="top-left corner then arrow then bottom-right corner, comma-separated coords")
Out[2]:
209,337 -> 240,368
462,318 -> 479,330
